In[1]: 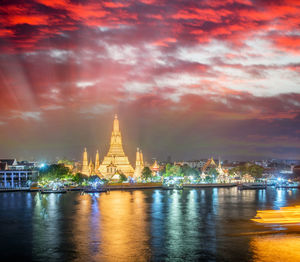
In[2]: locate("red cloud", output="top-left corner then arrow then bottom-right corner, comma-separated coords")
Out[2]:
273,35 -> 300,53
0,0 -> 299,160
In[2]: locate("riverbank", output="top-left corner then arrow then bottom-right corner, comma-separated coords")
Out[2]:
107,182 -> 162,190
0,183 -> 238,193
183,183 -> 237,188
0,187 -> 30,193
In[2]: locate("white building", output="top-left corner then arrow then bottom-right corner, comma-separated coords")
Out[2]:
0,159 -> 38,188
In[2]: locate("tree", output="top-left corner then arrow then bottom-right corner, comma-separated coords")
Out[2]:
57,159 -> 74,165
182,164 -> 200,178
72,172 -> 88,184
119,173 -> 127,183
208,167 -> 218,177
248,164 -> 264,179
171,165 -> 184,177
228,163 -> 264,180
142,167 -> 153,181
38,164 -> 71,184
164,163 -> 172,177
182,164 -> 192,176
205,175 -> 213,183
88,175 -> 101,183
162,164 -> 184,177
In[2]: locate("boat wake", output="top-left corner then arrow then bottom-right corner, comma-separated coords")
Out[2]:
252,205 -> 300,224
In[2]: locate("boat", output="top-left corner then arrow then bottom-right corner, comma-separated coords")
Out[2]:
276,182 -> 300,189
162,184 -> 183,190
238,183 -> 266,190
252,205 -> 300,224
82,187 -> 108,193
41,189 -> 67,194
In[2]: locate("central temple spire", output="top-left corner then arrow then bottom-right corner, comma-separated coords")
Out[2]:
98,114 -> 134,178
108,114 -> 125,157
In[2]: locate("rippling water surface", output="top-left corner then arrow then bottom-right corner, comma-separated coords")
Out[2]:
1,188 -> 300,261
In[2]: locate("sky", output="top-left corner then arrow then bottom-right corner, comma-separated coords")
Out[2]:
0,0 -> 300,162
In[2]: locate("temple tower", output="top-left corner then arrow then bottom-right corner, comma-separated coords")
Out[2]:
82,148 -> 89,176
151,160 -> 160,174
140,150 -> 144,170
98,115 -> 134,178
134,148 -> 142,179
136,148 -> 141,167
95,150 -> 100,171
89,158 -> 94,175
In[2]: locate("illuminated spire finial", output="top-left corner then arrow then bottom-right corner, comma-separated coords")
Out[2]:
113,114 -> 119,132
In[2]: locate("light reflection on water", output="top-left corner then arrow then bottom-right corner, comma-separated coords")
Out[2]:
251,234 -> 300,262
0,188 -> 300,261
96,190 -> 150,261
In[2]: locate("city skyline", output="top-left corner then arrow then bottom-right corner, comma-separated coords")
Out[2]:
0,0 -> 300,160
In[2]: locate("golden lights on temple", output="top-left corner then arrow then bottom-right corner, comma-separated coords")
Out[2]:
81,114 -> 143,179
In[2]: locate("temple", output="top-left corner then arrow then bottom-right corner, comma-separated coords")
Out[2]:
81,115 -> 145,178
98,115 -> 135,178
151,160 -> 160,174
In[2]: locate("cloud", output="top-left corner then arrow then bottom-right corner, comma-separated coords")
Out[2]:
0,0 -> 300,159
10,111 -> 42,121
80,104 -> 113,115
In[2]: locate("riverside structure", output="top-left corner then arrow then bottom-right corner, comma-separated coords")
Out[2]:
0,159 -> 38,188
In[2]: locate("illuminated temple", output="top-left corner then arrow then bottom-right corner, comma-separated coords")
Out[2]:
82,115 -> 142,179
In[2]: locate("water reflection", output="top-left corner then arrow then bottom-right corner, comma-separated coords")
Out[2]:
274,189 -> 287,208
251,234 -> 300,262
72,194 -> 92,258
166,190 -> 184,258
0,188 -> 299,261
97,191 -> 150,261
151,190 -> 165,257
32,193 -> 63,260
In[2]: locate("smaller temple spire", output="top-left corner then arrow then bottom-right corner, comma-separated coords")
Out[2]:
135,148 -> 141,167
83,148 -> 88,166
82,147 -> 89,176
95,149 -> 100,171
89,158 -> 94,176
134,147 -> 142,179
140,150 -> 144,170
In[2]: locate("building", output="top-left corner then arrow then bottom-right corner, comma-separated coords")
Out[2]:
202,157 -> 217,173
176,160 -> 207,169
0,159 -> 38,188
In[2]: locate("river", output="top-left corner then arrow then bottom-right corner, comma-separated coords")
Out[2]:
0,188 -> 300,261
